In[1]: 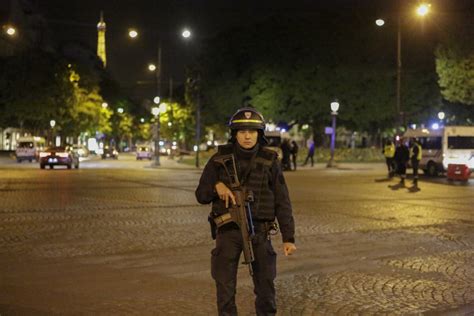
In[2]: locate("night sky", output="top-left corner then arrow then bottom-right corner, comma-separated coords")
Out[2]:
34,0 -> 473,102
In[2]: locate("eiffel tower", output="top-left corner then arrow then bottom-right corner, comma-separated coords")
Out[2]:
97,11 -> 106,68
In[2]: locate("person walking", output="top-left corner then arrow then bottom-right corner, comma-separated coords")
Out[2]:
382,139 -> 396,178
409,138 -> 422,188
394,138 -> 410,186
280,138 -> 292,171
290,140 -> 299,171
302,137 -> 315,167
195,107 -> 296,316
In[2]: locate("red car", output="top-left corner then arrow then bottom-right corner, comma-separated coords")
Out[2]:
39,146 -> 80,169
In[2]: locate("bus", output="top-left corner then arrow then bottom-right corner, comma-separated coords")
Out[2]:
403,126 -> 474,176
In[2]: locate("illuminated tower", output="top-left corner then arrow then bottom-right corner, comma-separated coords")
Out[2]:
97,11 -> 106,67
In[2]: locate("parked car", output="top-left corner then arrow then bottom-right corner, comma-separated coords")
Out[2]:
101,146 -> 118,159
39,146 -> 79,169
72,144 -> 90,158
136,145 -> 153,160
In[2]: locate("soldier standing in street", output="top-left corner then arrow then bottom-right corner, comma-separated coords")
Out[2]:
394,138 -> 410,187
382,139 -> 396,178
409,138 -> 422,188
290,140 -> 299,171
195,107 -> 296,316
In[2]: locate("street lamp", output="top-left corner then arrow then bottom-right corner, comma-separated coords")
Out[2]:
375,19 -> 385,26
438,111 -> 445,120
151,106 -> 161,166
49,120 -> 56,146
376,3 -> 431,131
182,28 -> 191,39
3,25 -> 16,36
327,101 -> 339,168
416,4 -> 431,17
101,102 -> 108,108
151,103 -> 167,167
128,29 -> 138,39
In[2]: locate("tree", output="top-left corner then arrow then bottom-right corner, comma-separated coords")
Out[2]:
0,50 -> 74,134
195,11 -> 441,143
435,25 -> 474,106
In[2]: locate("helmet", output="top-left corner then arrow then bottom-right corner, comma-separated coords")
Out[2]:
228,107 -> 265,131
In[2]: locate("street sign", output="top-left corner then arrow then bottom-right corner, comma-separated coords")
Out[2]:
325,127 -> 333,135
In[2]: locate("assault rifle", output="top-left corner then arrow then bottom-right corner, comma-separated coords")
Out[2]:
214,154 -> 255,275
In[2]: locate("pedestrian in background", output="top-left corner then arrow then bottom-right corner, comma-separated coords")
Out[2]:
302,137 -> 315,167
290,140 -> 299,171
280,139 -> 292,171
382,139 -> 396,178
409,137 -> 422,188
195,107 -> 296,315
394,138 -> 410,186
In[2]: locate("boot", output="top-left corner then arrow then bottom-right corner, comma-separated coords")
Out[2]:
413,178 -> 418,187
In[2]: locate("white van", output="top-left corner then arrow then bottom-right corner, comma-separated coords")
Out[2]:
403,126 -> 474,176
15,136 -> 46,162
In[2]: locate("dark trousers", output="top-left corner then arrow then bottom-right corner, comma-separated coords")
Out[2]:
385,157 -> 394,174
211,228 -> 277,316
291,153 -> 297,170
303,153 -> 314,167
412,159 -> 419,180
397,162 -> 407,179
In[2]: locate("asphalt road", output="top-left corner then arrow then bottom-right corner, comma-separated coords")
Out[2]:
0,154 -> 473,315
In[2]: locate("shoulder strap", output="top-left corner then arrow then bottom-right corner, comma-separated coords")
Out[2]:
255,147 -> 277,167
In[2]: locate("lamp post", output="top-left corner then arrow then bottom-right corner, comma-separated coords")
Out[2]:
180,28 -> 202,168
49,120 -> 56,146
327,101 -> 339,168
376,3 -> 431,131
151,102 -> 167,167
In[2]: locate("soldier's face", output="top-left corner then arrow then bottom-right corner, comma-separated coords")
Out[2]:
236,129 -> 258,149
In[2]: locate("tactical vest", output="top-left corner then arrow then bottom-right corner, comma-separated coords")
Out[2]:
410,143 -> 422,161
211,144 -> 277,221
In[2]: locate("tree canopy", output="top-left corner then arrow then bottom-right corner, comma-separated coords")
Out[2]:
435,23 -> 474,106
194,11 -> 442,139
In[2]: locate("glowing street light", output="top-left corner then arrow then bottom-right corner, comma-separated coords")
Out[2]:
438,111 -> 445,120
4,25 -> 16,36
182,28 -> 191,39
148,63 -> 157,72
101,102 -> 108,108
128,29 -> 138,39
117,107 -> 124,114
375,19 -> 385,26
50,120 -> 56,128
153,96 -> 161,105
416,3 -> 431,17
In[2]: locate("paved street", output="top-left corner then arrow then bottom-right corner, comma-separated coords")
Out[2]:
0,154 -> 473,315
